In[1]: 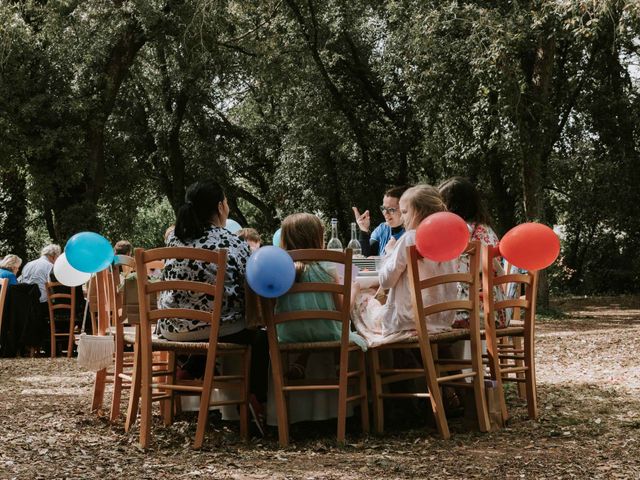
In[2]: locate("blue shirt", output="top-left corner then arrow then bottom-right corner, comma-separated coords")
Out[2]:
0,268 -> 18,286
370,223 -> 405,255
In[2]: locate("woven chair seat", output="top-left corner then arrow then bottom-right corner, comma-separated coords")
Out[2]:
279,340 -> 362,351
372,324 -> 525,349
370,329 -> 471,349
122,332 -> 247,352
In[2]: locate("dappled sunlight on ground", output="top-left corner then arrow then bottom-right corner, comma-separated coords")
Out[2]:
0,296 -> 639,478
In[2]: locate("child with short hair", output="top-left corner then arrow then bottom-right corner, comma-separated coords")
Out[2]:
236,227 -> 262,252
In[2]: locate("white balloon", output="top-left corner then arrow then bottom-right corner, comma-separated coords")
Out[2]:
54,253 -> 91,287
225,218 -> 242,234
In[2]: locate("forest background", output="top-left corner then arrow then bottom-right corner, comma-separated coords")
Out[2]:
0,0 -> 639,304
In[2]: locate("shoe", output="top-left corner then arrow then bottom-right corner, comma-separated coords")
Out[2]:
248,394 -> 266,437
443,387 -> 464,417
285,362 -> 306,381
176,366 -> 194,381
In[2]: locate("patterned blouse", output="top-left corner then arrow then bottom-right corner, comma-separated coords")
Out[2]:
156,226 -> 251,339
453,222 -> 510,329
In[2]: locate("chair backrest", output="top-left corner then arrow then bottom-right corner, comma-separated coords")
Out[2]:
0,278 -> 8,333
406,241 -> 481,336
112,254 -> 135,324
46,281 -> 76,317
88,255 -> 136,330
134,247 -> 227,337
260,248 -> 354,348
482,245 -> 539,333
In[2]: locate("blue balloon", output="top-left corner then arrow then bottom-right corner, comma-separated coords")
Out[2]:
272,228 -> 282,247
246,246 -> 295,298
65,232 -> 114,273
225,218 -> 242,234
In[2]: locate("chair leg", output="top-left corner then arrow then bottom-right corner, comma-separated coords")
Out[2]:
513,336 -> 527,399
369,350 -> 384,434
272,354 -> 290,447
91,369 -> 107,413
485,333 -> 509,423
524,333 -> 538,419
469,340 -> 490,433
50,317 -> 56,358
139,336 -> 153,449
67,317 -> 74,358
110,334 -> 125,422
336,349 -> 349,444
161,352 -> 176,427
239,348 -> 251,441
110,370 -> 123,422
358,351 -> 370,434
418,344 -> 450,440
125,338 -> 141,433
194,347 -> 217,449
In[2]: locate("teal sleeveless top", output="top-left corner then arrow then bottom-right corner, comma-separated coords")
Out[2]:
275,262 -> 342,343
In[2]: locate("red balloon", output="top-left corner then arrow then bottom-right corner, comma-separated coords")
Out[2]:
499,223 -> 560,271
415,212 -> 469,262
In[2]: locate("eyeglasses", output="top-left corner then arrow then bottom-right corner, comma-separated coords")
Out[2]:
380,206 -> 399,215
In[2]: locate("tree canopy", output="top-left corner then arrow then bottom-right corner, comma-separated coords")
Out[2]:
1,0 -> 639,295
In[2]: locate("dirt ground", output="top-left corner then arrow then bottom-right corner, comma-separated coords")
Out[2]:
1,296 -> 639,479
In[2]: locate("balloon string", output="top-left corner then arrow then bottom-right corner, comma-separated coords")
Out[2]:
80,274 -> 93,335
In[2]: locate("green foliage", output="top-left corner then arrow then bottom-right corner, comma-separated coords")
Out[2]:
0,0 -> 639,294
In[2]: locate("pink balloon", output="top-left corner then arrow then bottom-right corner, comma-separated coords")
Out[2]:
415,212 -> 469,262
499,223 -> 560,271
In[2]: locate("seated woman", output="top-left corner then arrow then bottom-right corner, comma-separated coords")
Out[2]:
352,185 -> 458,347
352,185 -> 411,257
438,176 -> 510,328
157,180 -> 251,341
0,254 -> 22,285
156,180 -> 267,425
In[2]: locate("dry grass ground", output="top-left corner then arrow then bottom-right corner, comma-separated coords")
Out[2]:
1,296 -> 639,479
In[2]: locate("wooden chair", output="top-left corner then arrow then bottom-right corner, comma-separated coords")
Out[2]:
89,255 -> 139,420
109,255 -> 138,422
89,268 -> 117,412
88,258 -> 170,423
259,248 -> 369,447
482,245 -> 539,420
127,246 -> 251,449
0,278 -> 8,334
46,281 -> 77,358
500,260 -> 527,399
368,242 -> 490,439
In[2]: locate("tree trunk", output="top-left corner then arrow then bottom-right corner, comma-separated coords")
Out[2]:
0,167 -> 27,260
517,26 -> 556,309
54,18 -> 146,239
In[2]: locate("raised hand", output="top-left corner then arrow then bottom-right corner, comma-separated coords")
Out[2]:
352,206 -> 371,232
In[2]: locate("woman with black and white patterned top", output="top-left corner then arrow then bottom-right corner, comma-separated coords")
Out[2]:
156,180 -> 268,421
157,180 -> 251,340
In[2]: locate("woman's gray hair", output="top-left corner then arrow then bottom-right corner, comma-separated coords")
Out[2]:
41,244 -> 61,258
0,254 -> 22,270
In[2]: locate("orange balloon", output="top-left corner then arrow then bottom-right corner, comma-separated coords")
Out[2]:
499,223 -> 560,271
416,212 -> 469,262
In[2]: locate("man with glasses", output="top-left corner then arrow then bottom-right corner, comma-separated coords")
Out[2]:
352,185 -> 411,257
